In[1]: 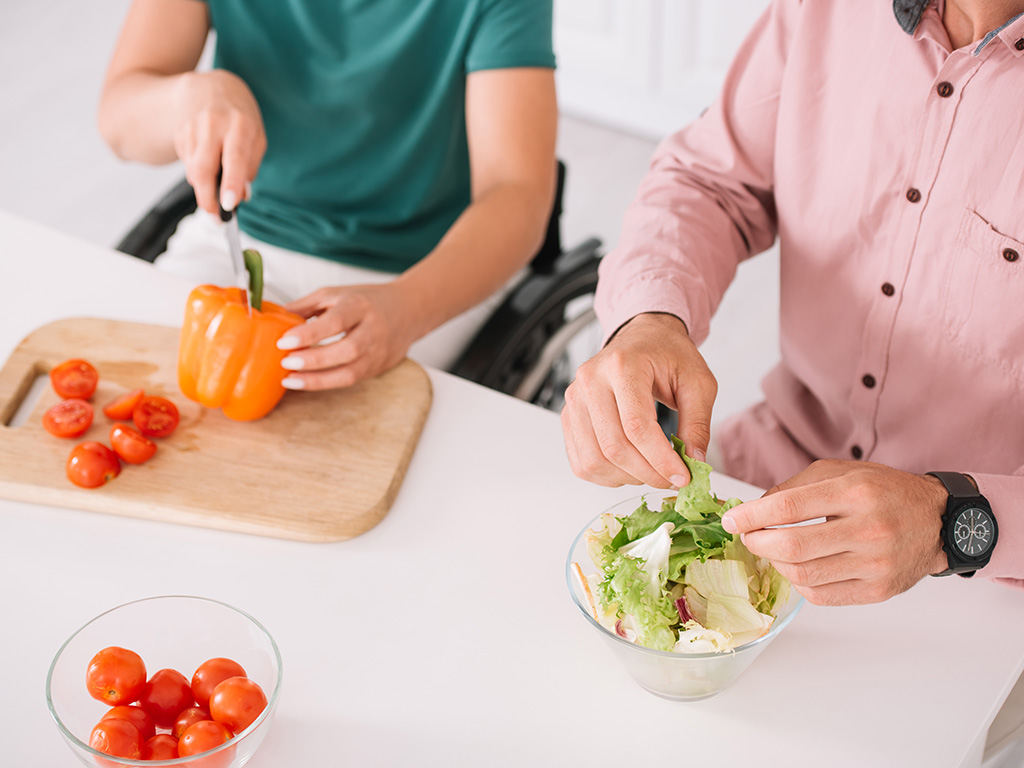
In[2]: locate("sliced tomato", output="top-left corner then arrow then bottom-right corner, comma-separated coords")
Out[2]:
110,423 -> 157,465
103,388 -> 145,420
50,359 -> 99,400
42,399 -> 93,438
133,396 -> 180,438
67,442 -> 121,489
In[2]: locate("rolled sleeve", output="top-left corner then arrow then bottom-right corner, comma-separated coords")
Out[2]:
975,472 -> 1024,585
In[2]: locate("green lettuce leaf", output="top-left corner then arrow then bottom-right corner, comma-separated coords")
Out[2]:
598,554 -> 678,652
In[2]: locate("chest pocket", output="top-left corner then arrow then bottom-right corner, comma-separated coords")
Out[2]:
940,209 -> 1024,379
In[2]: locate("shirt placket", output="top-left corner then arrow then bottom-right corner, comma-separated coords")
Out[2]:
845,42 -> 990,462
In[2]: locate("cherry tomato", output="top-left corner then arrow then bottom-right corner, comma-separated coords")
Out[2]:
109,423 -> 157,465
138,668 -> 194,729
66,442 -> 121,489
42,399 -> 93,438
88,717 -> 142,759
191,658 -> 247,709
173,706 -> 212,739
86,647 -> 147,706
209,677 -> 267,734
100,704 -> 155,741
103,388 -> 145,421
50,359 -> 99,400
178,720 -> 233,756
133,396 -> 180,438
142,733 -> 178,760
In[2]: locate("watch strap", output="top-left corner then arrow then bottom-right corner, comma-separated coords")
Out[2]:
926,471 -> 977,499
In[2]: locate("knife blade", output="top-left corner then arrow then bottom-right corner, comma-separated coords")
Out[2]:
218,203 -> 252,314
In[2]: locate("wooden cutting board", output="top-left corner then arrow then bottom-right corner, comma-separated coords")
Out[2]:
0,318 -> 432,542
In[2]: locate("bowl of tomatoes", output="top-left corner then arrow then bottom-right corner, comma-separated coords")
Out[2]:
46,596 -> 282,767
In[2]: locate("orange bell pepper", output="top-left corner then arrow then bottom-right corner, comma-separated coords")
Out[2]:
178,285 -> 303,421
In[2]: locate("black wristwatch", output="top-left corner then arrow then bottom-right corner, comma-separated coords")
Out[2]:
926,471 -> 998,577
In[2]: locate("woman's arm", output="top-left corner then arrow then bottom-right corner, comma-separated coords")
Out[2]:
279,67 -> 558,389
394,66 -> 558,335
98,0 -> 263,212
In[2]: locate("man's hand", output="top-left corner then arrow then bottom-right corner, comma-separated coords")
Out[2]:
275,282 -> 421,390
721,460 -> 950,605
561,312 -> 717,489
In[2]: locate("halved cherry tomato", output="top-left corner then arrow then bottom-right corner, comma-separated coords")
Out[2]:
100,704 -> 156,741
110,423 -> 157,465
209,677 -> 267,733
50,359 -> 99,400
142,733 -> 178,760
89,717 -> 142,759
103,388 -> 145,421
178,720 -> 233,756
67,442 -> 121,489
42,399 -> 93,438
191,658 -> 247,709
86,647 -> 147,706
173,706 -> 212,739
133,396 -> 180,438
138,668 -> 194,729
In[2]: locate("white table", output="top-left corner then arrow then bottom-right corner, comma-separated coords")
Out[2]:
2,210 -> 1023,767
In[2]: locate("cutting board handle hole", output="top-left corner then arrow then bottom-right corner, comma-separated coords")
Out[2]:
3,368 -> 48,428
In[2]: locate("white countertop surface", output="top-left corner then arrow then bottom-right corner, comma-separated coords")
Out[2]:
2,210 -> 1023,767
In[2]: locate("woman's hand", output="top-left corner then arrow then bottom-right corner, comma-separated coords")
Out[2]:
173,70 -> 266,214
276,283 -> 422,390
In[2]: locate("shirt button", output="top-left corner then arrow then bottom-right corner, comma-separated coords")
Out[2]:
1016,38 -> 1024,51
936,81 -> 954,97
862,374 -> 877,388
851,445 -> 863,459
881,282 -> 895,296
1004,248 -> 1020,262
906,188 -> 922,203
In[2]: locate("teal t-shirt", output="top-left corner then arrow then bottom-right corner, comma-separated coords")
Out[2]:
205,0 -> 556,272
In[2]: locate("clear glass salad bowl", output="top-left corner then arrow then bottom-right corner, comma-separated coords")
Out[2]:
567,492 -> 804,701
46,595 -> 282,767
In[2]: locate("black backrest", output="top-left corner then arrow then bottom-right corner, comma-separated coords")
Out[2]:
528,160 -> 566,275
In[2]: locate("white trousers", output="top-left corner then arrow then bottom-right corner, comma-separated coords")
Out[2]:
154,210 -> 514,372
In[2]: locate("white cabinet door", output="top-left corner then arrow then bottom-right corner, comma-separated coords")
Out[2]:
555,0 -> 771,140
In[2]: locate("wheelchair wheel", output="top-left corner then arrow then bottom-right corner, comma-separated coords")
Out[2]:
450,240 -> 603,413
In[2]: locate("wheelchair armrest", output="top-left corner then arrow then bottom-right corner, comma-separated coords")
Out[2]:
116,178 -> 197,263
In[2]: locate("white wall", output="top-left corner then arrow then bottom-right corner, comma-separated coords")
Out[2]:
555,0 -> 772,140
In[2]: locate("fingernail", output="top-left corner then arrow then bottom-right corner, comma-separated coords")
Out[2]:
220,189 -> 238,211
281,356 -> 304,371
669,474 -> 688,488
277,335 -> 300,350
244,181 -> 252,201
721,514 -> 738,534
281,376 -> 305,390
692,449 -> 707,463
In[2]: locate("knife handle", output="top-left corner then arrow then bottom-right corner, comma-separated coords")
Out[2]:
216,168 -> 233,223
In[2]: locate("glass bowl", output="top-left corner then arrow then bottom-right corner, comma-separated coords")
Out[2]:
567,492 -> 804,701
46,596 -> 282,767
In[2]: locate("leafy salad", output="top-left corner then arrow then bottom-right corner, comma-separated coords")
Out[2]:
572,438 -> 791,654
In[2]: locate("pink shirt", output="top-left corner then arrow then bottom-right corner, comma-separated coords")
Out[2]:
596,0 -> 1024,583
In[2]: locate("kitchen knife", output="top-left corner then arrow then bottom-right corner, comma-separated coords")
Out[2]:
218,200 -> 252,314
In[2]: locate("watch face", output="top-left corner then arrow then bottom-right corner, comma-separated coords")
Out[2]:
953,506 -> 995,558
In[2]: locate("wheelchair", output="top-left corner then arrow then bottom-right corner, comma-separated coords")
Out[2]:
115,161 -> 604,415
